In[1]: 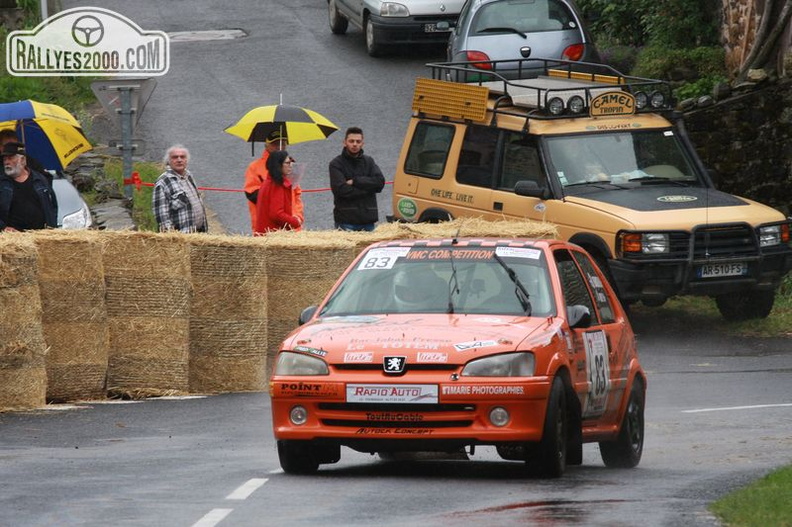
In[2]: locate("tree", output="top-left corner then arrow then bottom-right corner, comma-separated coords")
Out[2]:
735,0 -> 792,80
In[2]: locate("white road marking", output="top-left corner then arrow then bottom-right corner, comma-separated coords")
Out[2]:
225,478 -> 268,500
191,508 -> 232,527
268,468 -> 284,475
682,403 -> 792,414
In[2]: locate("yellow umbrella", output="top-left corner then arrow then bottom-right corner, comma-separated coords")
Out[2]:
224,104 -> 339,145
0,99 -> 92,171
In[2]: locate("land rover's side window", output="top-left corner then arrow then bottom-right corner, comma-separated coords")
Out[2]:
499,132 -> 543,191
404,122 -> 454,179
554,250 -> 598,324
457,125 -> 498,188
572,252 -> 615,324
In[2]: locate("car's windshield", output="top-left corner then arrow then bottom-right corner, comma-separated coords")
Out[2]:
319,245 -> 556,317
545,130 -> 703,190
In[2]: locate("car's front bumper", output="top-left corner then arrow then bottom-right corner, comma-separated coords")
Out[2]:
270,376 -> 552,448
369,14 -> 457,45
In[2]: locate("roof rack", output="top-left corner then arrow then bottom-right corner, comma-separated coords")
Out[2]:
424,58 -> 675,119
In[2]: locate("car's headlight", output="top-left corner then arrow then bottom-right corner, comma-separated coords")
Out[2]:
620,232 -> 669,254
60,203 -> 93,229
758,223 -> 790,247
380,2 -> 409,17
461,352 -> 534,377
275,351 -> 329,376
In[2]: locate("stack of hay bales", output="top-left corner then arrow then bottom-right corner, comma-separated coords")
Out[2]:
0,235 -> 47,411
188,235 -> 268,392
101,231 -> 191,398
35,231 -> 108,402
260,233 -> 359,378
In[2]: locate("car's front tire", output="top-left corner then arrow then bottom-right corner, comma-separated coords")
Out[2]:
599,378 -> 645,468
328,0 -> 348,34
365,16 -> 384,57
715,289 -> 775,321
526,376 -> 568,478
277,440 -> 320,474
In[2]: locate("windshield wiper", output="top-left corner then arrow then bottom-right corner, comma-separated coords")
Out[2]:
478,27 -> 527,39
493,253 -> 532,316
447,237 -> 460,314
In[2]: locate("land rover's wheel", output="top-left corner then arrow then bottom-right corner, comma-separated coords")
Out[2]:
715,290 -> 775,321
328,0 -> 348,34
526,377 -> 567,478
600,378 -> 644,468
365,17 -> 384,56
277,440 -> 320,474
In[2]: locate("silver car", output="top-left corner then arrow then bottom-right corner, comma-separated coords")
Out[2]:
52,174 -> 93,229
328,0 -> 466,57
447,0 -> 599,77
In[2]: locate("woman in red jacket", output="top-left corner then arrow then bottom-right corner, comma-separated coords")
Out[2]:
254,150 -> 303,235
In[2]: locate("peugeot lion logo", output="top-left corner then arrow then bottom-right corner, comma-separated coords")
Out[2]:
72,15 -> 105,47
384,356 -> 406,374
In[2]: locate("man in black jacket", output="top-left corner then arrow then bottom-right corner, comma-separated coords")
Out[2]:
0,142 -> 58,232
328,127 -> 385,231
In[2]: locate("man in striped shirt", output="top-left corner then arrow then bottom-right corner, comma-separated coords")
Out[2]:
152,145 -> 208,233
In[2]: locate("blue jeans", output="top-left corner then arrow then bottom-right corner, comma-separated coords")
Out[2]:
336,222 -> 375,232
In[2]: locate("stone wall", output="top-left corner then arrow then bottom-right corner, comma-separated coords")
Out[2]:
683,79 -> 792,216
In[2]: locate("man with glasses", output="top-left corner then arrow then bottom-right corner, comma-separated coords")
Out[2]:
328,126 -> 385,232
152,144 -> 208,233
0,141 -> 58,232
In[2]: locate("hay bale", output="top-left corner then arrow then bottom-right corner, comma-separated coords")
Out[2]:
34,231 -> 108,402
261,235 -> 358,377
0,235 -> 46,411
188,235 -> 268,392
101,231 -> 191,396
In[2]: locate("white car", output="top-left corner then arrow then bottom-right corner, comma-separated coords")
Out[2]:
52,175 -> 93,229
328,0 -> 466,56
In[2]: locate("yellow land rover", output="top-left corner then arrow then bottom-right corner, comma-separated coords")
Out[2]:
391,59 -> 792,320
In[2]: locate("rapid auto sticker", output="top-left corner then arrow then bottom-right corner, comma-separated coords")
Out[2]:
657,195 -> 698,203
293,345 -> 327,357
346,384 -> 439,404
454,340 -> 499,352
357,247 -> 411,270
582,330 -> 611,418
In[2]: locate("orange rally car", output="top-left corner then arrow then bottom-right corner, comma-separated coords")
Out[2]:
270,237 -> 646,477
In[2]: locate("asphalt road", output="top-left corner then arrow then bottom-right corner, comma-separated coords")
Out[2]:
66,0 -> 436,234
1,313 -> 790,527
5,2 -> 788,526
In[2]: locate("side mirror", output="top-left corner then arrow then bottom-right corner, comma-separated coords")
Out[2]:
436,21 -> 451,31
299,305 -> 318,325
514,180 -> 549,199
567,305 -> 591,328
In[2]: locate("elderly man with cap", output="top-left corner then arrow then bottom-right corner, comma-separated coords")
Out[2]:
242,130 -> 303,232
0,141 -> 58,232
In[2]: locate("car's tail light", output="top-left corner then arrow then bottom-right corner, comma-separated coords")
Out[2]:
466,50 -> 492,70
562,44 -> 585,61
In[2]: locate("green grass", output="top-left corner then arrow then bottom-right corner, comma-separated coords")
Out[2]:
630,274 -> 792,339
102,158 -> 161,232
710,466 -> 792,527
